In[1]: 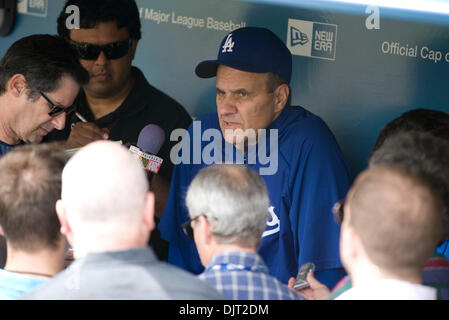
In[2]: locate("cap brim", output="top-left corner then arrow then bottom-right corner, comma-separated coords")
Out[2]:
196,59 -> 287,80
195,60 -> 219,78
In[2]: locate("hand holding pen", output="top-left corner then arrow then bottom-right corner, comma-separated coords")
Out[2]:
64,113 -> 110,149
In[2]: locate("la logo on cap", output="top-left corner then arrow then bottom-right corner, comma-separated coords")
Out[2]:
222,34 -> 235,53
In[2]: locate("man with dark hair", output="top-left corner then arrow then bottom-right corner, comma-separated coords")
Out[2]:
0,34 -> 88,156
0,143 -> 69,299
159,26 -> 352,289
371,108 -> 449,154
47,0 -> 193,260
0,34 -> 87,268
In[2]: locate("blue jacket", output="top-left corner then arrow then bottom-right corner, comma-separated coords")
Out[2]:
159,106 -> 353,288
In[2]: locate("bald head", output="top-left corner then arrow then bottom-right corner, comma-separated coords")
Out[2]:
61,141 -> 149,231
344,166 -> 443,275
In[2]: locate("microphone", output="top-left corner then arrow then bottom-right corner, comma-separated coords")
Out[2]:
129,124 -> 165,174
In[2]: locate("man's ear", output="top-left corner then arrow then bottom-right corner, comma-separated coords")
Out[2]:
197,215 -> 213,245
0,224 -> 4,236
273,83 -> 289,113
142,191 -> 155,233
8,74 -> 28,97
56,199 -> 72,237
130,40 -> 139,61
342,224 -> 364,266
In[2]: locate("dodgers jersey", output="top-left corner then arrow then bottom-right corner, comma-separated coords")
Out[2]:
159,106 -> 353,287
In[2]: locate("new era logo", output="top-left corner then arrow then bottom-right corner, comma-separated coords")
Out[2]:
287,18 -> 338,61
290,26 -> 309,47
18,0 -> 48,17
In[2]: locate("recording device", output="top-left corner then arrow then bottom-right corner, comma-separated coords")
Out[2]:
0,0 -> 17,37
128,124 -> 165,174
293,262 -> 315,290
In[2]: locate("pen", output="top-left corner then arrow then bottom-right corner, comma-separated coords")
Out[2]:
75,112 -> 88,123
75,112 -> 109,140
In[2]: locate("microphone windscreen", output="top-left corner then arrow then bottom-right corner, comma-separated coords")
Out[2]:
137,124 -> 166,155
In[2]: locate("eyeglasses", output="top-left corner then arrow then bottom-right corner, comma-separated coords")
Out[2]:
70,39 -> 133,61
332,198 -> 345,225
40,91 -> 75,117
182,216 -> 203,241
182,215 -> 218,241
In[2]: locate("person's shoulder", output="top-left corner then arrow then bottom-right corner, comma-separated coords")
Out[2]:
278,106 -> 339,150
134,68 -> 189,112
19,270 -> 71,300
0,270 -> 47,300
281,106 -> 333,137
148,261 -> 223,299
185,112 -> 220,131
194,112 -> 219,123
264,273 -> 303,300
128,67 -> 192,129
148,85 -> 190,117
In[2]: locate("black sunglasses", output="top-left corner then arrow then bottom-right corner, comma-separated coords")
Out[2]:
70,39 -> 133,61
332,198 -> 345,225
40,91 -> 75,117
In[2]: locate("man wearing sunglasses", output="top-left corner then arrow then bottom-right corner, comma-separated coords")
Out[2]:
0,34 -> 88,158
45,0 -> 192,261
0,34 -> 87,269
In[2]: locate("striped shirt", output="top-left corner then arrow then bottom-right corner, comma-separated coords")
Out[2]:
198,252 -> 303,300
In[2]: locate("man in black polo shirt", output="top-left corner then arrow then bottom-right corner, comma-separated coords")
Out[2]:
45,0 -> 193,260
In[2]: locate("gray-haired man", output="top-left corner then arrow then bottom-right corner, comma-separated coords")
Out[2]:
185,164 -> 302,300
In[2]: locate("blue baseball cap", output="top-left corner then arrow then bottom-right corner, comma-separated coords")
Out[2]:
195,27 -> 292,84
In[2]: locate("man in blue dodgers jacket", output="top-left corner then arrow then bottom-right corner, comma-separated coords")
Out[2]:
159,27 -> 353,289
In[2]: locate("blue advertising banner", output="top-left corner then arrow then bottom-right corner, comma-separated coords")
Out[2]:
1,0 -> 449,175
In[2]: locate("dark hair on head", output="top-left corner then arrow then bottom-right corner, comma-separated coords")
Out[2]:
57,0 -> 142,40
0,34 -> 89,100
369,131 -> 449,243
372,108 -> 449,154
0,143 -> 69,252
431,125 -> 449,142
266,72 -> 291,107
